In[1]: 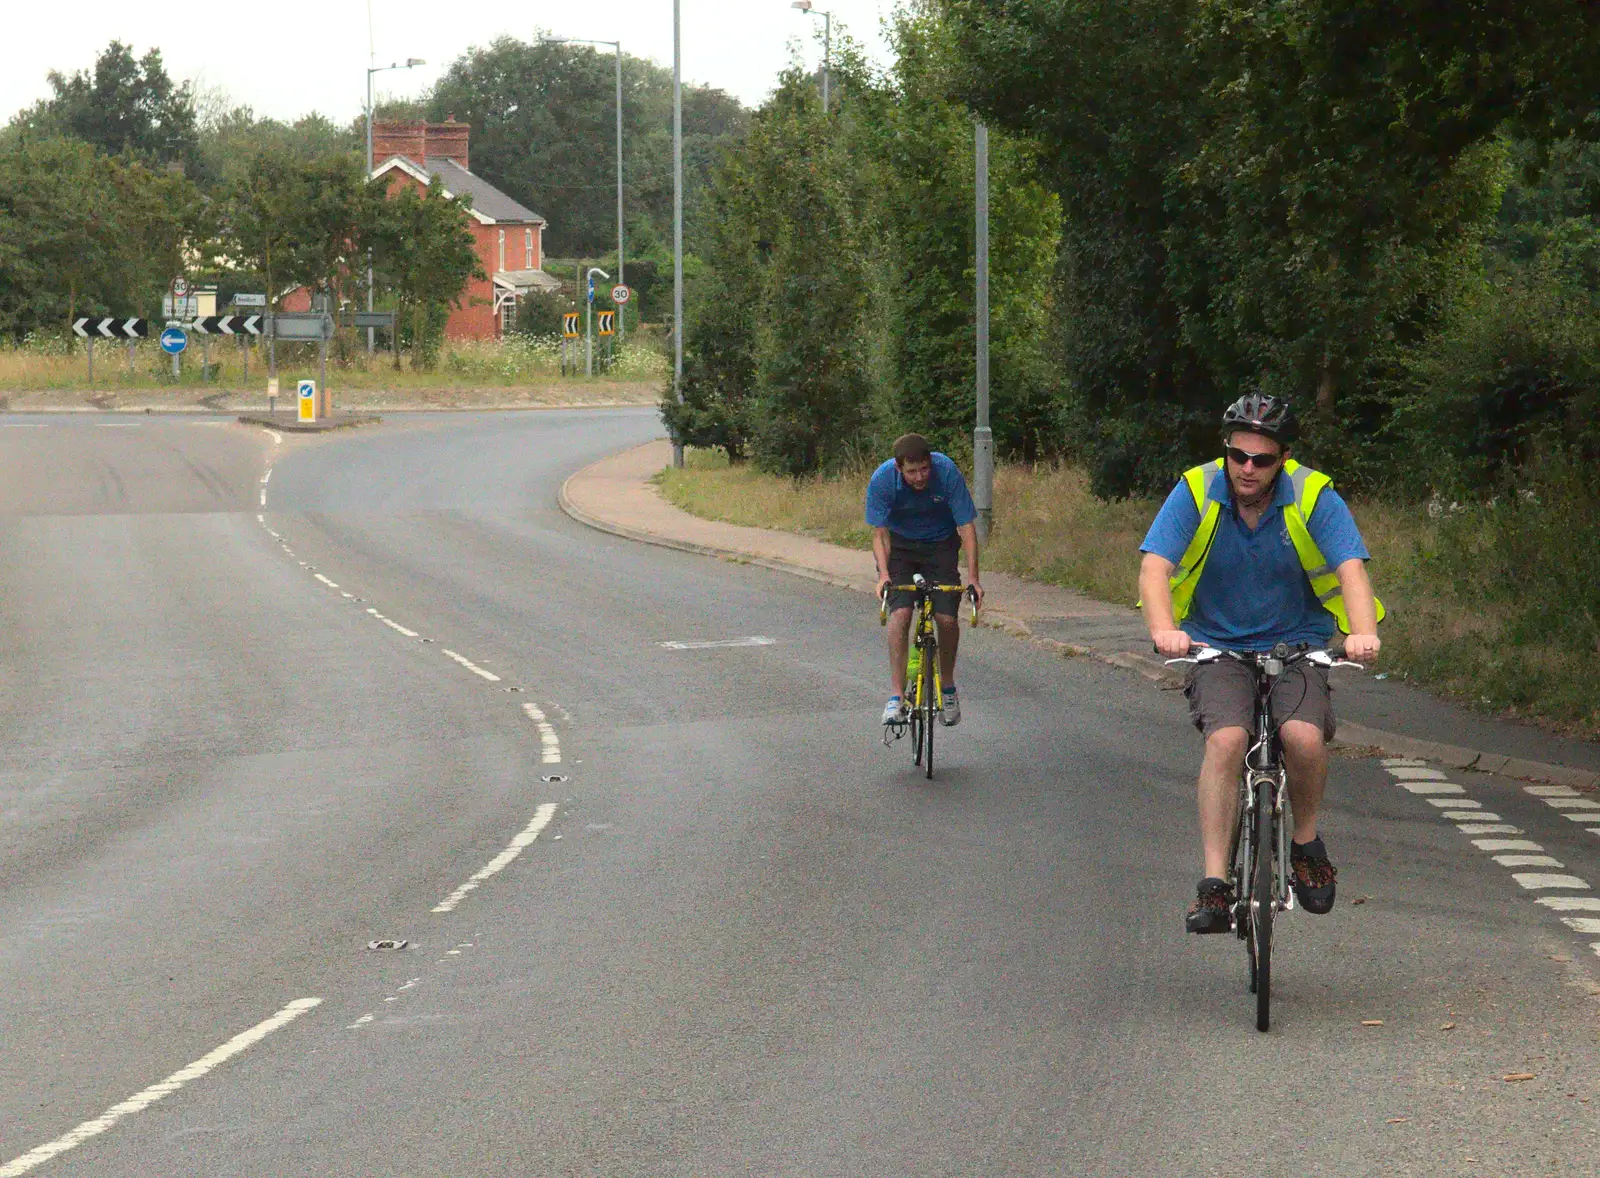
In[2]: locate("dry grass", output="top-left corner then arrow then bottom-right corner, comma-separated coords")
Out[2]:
658,451 -> 1600,739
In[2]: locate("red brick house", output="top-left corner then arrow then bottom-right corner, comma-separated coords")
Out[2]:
284,119 -> 556,339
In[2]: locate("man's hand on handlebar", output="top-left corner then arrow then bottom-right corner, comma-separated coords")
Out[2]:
967,579 -> 984,610
1343,633 -> 1381,664
876,573 -> 892,602
1152,629 -> 1192,658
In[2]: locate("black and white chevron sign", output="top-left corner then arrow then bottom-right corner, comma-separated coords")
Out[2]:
71,317 -> 149,339
191,315 -> 263,336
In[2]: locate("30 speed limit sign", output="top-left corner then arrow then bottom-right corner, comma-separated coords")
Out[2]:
610,284 -> 631,305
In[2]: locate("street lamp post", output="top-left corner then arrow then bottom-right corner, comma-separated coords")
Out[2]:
543,37 -> 626,339
585,266 -> 610,377
973,123 -> 993,542
366,57 -> 425,354
672,0 -> 684,468
790,0 -> 832,113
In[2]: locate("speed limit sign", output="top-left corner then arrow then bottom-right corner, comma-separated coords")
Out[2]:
611,284 -> 631,305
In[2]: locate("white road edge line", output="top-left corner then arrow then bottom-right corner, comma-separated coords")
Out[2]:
432,803 -> 558,913
0,997 -> 321,1178
523,702 -> 562,764
442,649 -> 501,682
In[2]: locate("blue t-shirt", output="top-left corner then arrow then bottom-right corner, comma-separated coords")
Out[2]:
864,452 -> 977,542
1140,466 -> 1370,651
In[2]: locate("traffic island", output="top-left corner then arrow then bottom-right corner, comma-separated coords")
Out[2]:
236,409 -> 381,433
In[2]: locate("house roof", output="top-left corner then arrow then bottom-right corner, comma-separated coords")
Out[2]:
372,156 -> 547,226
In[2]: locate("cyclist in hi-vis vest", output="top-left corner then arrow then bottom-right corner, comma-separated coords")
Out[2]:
1138,395 -> 1383,935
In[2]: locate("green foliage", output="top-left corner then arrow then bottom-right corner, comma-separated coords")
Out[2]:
0,134 -> 198,336
426,36 -> 748,258
16,42 -> 198,167
372,183 -> 484,370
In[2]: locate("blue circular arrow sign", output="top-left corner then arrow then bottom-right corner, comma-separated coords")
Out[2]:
159,326 -> 188,355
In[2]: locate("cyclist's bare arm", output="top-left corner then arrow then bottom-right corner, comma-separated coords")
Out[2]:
956,520 -> 983,607
1140,552 -> 1191,656
1335,558 -> 1381,662
872,526 -> 893,602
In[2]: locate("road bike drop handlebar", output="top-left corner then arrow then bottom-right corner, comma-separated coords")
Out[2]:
879,573 -> 980,626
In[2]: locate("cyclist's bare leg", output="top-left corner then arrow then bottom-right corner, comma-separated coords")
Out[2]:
887,606 -> 914,696
934,612 -> 958,685
1199,726 -> 1249,879
1280,718 -> 1328,844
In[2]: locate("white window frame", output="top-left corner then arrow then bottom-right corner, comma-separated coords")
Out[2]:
498,229 -> 505,272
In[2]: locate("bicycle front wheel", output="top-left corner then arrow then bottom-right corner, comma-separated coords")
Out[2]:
922,645 -> 936,779
1252,782 -> 1276,1032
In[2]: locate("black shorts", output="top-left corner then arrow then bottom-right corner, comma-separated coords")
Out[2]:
885,533 -> 962,615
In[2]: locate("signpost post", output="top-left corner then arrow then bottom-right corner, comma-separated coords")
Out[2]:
973,123 -> 993,543
269,313 -> 336,418
562,311 -> 580,377
159,325 -> 188,379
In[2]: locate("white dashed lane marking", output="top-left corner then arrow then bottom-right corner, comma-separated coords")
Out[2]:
0,998 -> 321,1177
1384,758 -> 1600,959
442,649 -> 500,682
432,803 -> 558,914
522,703 -> 562,764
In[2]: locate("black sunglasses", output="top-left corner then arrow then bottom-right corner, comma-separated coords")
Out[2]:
1225,445 -> 1282,470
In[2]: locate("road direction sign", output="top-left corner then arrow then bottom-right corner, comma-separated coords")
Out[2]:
598,310 -> 616,336
268,313 -> 335,341
72,317 -> 148,339
192,315 -> 263,336
233,292 -> 267,307
162,295 -> 199,320
353,311 -> 395,329
611,284 -> 631,305
159,327 -> 188,355
562,312 -> 580,338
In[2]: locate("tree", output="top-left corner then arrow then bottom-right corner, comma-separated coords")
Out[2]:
19,42 -> 198,167
371,183 -> 483,369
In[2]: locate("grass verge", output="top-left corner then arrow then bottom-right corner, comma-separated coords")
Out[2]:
657,449 -> 1600,741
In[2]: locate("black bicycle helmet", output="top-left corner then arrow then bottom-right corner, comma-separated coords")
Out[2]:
1221,393 -> 1295,443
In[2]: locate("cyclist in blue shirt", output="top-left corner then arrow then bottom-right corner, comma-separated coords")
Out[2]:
866,434 -> 985,727
1138,395 -> 1381,934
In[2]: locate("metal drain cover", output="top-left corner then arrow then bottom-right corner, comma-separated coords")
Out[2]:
367,939 -> 408,951
541,774 -> 568,783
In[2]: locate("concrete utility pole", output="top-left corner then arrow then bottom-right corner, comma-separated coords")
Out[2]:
543,38 -> 626,338
791,1 -> 832,113
366,57 -> 425,354
973,123 -> 993,543
672,0 -> 685,468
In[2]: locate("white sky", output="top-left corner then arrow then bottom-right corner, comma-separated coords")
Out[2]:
5,0 -> 899,127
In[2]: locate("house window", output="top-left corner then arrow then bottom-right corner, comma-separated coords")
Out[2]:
498,229 -> 505,272
525,229 -> 533,268
500,299 -> 516,334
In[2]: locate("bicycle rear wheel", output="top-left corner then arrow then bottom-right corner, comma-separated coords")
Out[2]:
1252,782 -> 1275,1032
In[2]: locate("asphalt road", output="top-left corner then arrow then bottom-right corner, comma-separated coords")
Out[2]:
1,409 -> 1597,1177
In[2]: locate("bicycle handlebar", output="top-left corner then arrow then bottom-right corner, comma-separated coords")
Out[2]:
1159,644 -> 1366,672
878,576 -> 980,625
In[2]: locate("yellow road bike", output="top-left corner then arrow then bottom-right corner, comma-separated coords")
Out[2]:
880,573 -> 979,779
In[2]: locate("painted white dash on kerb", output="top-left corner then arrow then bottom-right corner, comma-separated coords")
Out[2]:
432,803 -> 558,913
1512,873 -> 1590,890
1457,824 -> 1524,835
1472,839 -> 1545,853
1526,785 -> 1580,798
0,998 -> 320,1178
1443,811 -> 1500,821
658,636 -> 776,650
1536,896 -> 1600,912
1389,767 -> 1449,781
1382,757 -> 1428,767
1401,783 -> 1465,795
523,703 -> 562,764
1560,917 -> 1600,934
1495,855 -> 1565,868
442,650 -> 501,682
313,574 -> 339,588
1427,798 -> 1479,808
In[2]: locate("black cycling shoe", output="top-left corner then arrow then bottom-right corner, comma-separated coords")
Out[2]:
1290,837 -> 1338,914
1185,877 -> 1234,934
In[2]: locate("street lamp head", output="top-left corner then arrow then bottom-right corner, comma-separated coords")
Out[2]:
792,1 -> 813,10
406,58 -> 425,67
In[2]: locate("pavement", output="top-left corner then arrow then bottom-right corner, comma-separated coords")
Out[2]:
562,439 -> 1600,789
4,408 -> 1600,1176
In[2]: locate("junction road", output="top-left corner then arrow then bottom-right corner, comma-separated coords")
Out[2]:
1,409 -> 1597,1176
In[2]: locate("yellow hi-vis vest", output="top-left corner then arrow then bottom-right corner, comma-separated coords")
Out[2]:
1164,459 -> 1385,635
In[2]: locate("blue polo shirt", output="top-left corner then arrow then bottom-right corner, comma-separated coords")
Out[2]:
1140,467 -> 1369,650
865,452 -> 977,542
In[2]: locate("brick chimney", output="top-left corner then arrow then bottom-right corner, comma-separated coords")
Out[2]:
371,120 -> 427,169
426,116 -> 469,171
